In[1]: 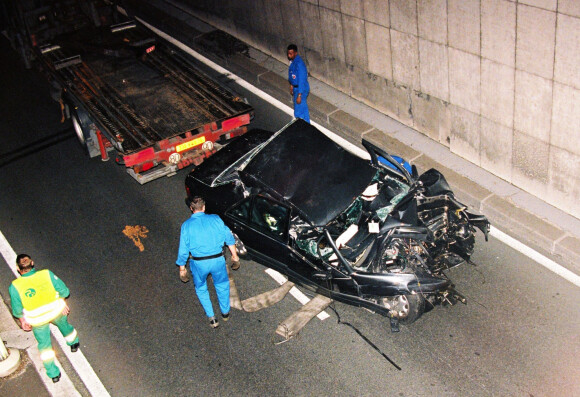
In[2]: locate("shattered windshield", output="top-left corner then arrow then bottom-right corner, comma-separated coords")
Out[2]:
294,171 -> 410,264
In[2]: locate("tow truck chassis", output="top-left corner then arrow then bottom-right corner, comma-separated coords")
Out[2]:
38,19 -> 253,183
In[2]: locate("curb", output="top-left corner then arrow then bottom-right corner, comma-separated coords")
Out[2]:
0,347 -> 21,377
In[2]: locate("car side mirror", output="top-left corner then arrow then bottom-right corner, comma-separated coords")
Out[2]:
412,164 -> 419,179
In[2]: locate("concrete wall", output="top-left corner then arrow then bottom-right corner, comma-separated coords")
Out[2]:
186,0 -> 580,220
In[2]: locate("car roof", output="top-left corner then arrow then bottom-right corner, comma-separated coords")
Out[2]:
241,119 -> 377,226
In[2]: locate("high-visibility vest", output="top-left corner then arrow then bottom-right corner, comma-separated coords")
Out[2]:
12,269 -> 66,326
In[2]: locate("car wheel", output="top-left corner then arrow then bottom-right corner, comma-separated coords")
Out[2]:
233,233 -> 248,257
381,294 -> 425,324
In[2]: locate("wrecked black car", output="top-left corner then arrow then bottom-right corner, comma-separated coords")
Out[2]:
185,119 -> 490,326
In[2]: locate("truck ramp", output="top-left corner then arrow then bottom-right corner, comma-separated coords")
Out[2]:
40,21 -> 252,154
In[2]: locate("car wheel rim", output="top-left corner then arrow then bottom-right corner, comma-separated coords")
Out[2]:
382,295 -> 410,319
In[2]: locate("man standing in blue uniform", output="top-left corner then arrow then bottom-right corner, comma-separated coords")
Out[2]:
287,44 -> 310,123
176,196 -> 240,328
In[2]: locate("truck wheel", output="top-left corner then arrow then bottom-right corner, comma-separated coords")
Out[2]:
71,111 -> 87,148
49,80 -> 63,102
71,107 -> 93,151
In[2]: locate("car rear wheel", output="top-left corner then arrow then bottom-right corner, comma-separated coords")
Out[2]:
381,294 -> 425,324
233,233 -> 248,257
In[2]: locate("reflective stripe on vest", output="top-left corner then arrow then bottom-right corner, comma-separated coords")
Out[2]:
12,269 -> 65,326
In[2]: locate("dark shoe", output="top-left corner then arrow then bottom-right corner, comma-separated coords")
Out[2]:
231,260 -> 240,271
52,374 -> 61,383
209,317 -> 219,328
221,312 -> 230,322
71,342 -> 80,352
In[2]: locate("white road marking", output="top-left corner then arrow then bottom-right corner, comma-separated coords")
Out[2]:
489,226 -> 580,288
0,230 -> 110,397
265,269 -> 330,320
28,346 -> 81,397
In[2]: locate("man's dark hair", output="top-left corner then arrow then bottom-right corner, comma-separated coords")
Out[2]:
190,196 -> 205,212
287,44 -> 298,52
16,254 -> 33,271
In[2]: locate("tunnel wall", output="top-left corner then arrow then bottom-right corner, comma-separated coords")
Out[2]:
186,0 -> 580,220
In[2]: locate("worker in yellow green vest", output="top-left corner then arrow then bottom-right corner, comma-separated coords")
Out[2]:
9,254 -> 80,383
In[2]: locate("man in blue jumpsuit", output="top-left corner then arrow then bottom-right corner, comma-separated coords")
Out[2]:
287,44 -> 310,123
176,196 -> 240,328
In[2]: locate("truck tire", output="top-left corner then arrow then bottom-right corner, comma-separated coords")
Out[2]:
71,106 -> 91,151
49,80 -> 63,102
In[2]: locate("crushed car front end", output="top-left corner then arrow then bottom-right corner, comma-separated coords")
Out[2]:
314,161 -> 490,324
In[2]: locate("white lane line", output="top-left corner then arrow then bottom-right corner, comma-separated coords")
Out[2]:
265,268 -> 330,320
28,347 -> 81,397
139,18 -> 580,290
0,230 -> 110,396
51,328 -> 110,396
490,226 -> 580,288
0,231 -> 19,276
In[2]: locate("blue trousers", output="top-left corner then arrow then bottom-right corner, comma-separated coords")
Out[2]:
293,91 -> 310,123
190,257 -> 230,318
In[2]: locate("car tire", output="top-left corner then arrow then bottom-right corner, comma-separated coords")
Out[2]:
399,294 -> 425,324
233,234 -> 248,257
382,294 -> 425,325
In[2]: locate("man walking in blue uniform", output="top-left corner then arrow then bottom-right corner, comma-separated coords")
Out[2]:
176,196 -> 240,328
287,44 -> 310,123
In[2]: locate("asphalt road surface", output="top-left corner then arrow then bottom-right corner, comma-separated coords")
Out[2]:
1,35 -> 579,397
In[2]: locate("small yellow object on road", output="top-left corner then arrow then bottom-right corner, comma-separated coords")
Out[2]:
122,225 -> 149,252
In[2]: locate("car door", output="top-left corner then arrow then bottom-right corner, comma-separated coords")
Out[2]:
224,195 -> 325,288
224,196 -> 292,273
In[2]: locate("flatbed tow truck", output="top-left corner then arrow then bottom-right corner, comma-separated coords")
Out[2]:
2,0 -> 253,183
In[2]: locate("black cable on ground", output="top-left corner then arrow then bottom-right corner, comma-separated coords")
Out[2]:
327,304 -> 402,371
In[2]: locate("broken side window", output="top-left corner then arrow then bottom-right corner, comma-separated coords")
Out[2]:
249,196 -> 290,241
375,178 -> 410,221
295,237 -> 334,260
229,198 -> 251,221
